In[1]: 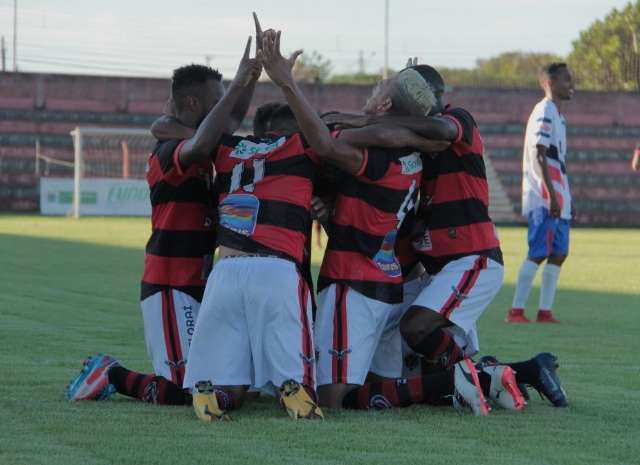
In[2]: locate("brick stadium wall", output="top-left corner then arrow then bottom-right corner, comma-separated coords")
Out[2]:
1,71 -> 639,225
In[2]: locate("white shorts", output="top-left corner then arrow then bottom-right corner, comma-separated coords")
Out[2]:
183,257 -> 315,394
140,289 -> 200,386
369,276 -> 425,379
412,255 -> 504,356
315,284 -> 394,386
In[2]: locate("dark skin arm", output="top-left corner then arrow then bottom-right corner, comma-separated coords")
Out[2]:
323,112 -> 459,142
258,29 -> 447,174
175,37 -> 261,169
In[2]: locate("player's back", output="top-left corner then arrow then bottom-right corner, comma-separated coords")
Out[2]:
213,133 -> 317,267
416,107 -> 501,274
142,138 -> 217,302
319,147 -> 422,304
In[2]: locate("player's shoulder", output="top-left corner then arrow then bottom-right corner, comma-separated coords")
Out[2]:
444,106 -> 477,127
534,98 -> 559,118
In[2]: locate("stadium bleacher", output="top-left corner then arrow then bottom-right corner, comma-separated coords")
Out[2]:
1,71 -> 639,225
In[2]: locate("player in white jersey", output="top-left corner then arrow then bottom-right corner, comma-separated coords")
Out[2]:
507,63 -> 575,324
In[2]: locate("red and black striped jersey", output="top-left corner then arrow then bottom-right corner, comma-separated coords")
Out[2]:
318,146 -> 423,304
414,107 -> 502,274
141,138 -> 217,302
212,133 -> 319,270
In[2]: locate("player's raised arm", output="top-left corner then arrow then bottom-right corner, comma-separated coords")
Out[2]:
178,37 -> 261,169
256,27 -> 365,174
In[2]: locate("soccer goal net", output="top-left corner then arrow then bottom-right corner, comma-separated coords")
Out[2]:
39,126 -> 155,217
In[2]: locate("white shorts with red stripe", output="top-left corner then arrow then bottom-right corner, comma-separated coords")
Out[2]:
140,289 -> 200,387
369,276 -> 425,379
315,284 -> 394,386
412,255 -> 504,356
183,257 -> 315,394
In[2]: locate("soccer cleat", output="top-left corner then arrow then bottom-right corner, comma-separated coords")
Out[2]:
536,310 -> 560,323
528,353 -> 568,407
505,308 -> 531,323
192,381 -> 230,422
479,364 -> 526,411
477,355 -> 529,401
279,380 -> 324,420
66,354 -> 119,401
453,358 -> 490,416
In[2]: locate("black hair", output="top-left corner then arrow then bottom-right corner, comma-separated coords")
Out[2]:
540,62 -> 568,80
253,102 -> 282,137
171,64 -> 222,99
253,102 -> 298,136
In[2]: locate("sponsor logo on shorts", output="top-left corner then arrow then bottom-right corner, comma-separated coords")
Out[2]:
329,348 -> 352,360
165,359 -> 186,368
300,353 -> 315,365
450,285 -> 468,302
184,305 -> 196,345
369,394 -> 393,410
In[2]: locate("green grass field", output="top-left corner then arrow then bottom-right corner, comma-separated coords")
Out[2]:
1,215 -> 639,465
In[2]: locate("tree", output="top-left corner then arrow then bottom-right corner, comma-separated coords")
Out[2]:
292,50 -> 332,83
440,52 -> 563,88
568,1 -> 640,91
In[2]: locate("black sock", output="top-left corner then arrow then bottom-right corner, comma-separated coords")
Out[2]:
342,370 -> 455,410
504,360 -> 539,386
108,366 -> 190,405
478,371 -> 491,396
411,329 -> 463,369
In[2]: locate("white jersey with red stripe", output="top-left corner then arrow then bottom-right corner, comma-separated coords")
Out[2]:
522,97 -> 572,219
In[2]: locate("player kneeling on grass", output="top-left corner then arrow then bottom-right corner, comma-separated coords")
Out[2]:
183,15 -> 449,421
256,29 -> 503,416
325,62 -> 567,411
66,61 -> 257,405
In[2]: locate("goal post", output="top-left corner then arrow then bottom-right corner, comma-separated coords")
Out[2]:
56,126 -> 156,218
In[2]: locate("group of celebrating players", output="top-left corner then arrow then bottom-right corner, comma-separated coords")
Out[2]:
66,13 -> 568,420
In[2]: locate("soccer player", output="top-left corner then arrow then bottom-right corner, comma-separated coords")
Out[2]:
256,30 -> 500,416
507,63 -> 575,324
173,18 -> 446,421
66,52 -> 261,404
325,63 -> 567,411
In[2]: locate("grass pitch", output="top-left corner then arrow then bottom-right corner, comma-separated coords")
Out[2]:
0,215 -> 638,465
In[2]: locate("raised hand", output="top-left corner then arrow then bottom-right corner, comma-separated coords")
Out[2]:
231,36 -> 262,89
257,30 -> 303,88
405,56 -> 418,68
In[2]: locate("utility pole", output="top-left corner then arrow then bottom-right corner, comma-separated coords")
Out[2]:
383,0 -> 389,78
13,0 -> 17,71
358,49 -> 365,74
1,36 -> 6,72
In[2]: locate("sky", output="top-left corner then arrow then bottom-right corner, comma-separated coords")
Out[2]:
0,0 -> 631,78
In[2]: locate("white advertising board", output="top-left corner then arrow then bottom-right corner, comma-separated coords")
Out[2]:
40,178 -> 150,216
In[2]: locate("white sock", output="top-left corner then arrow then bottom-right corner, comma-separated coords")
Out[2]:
539,263 -> 562,311
512,259 -> 539,309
